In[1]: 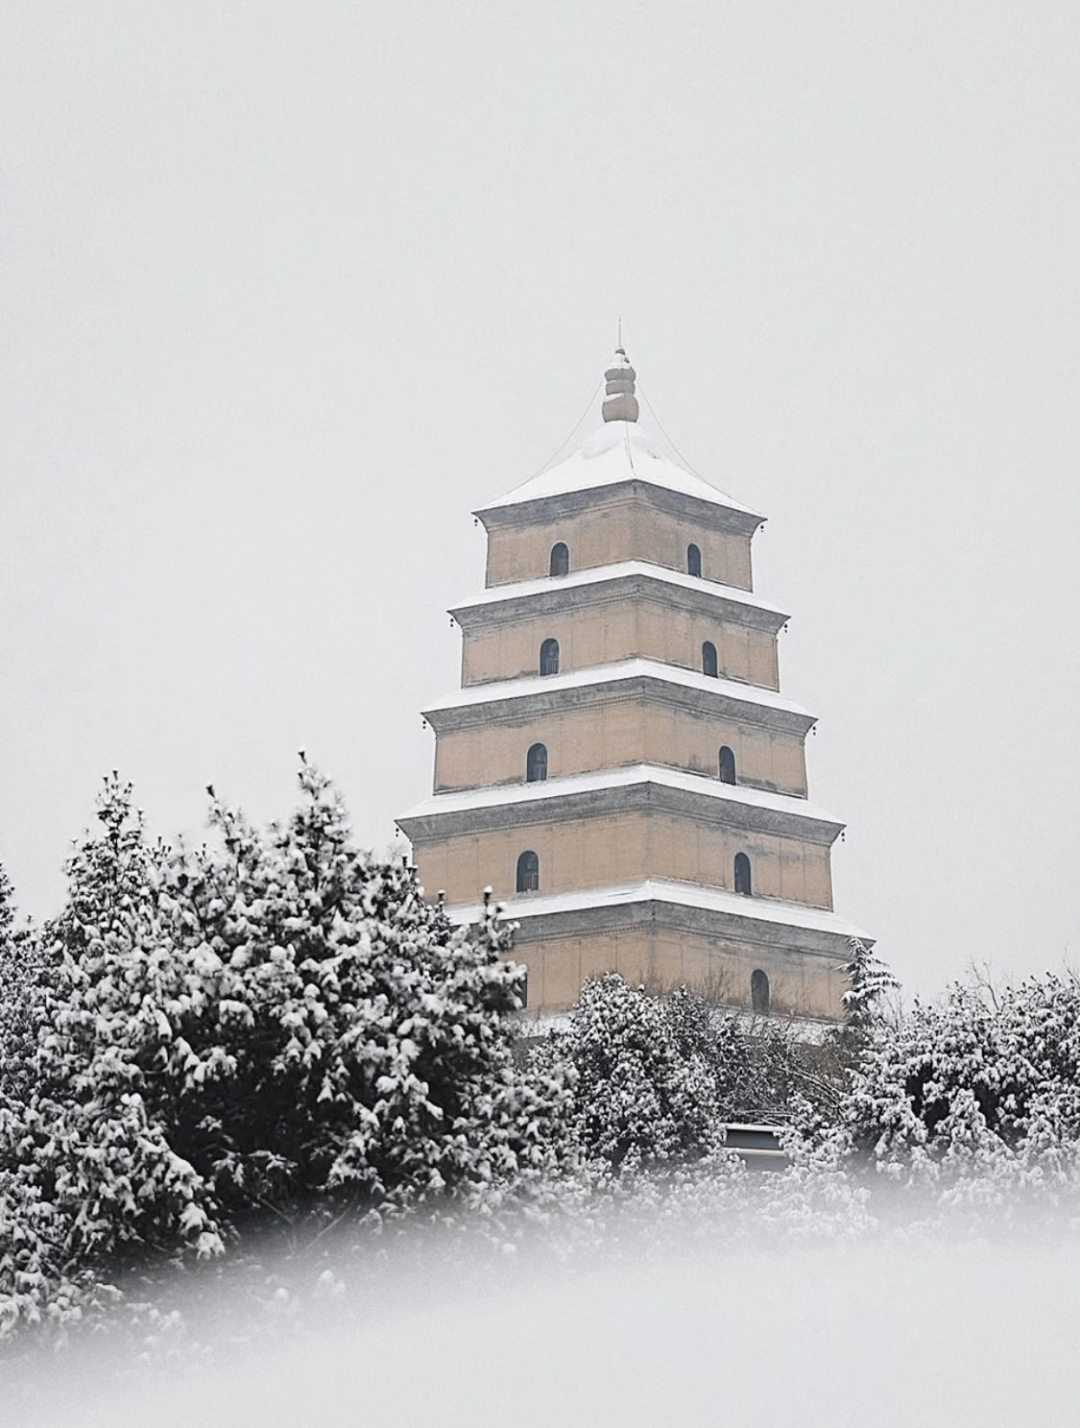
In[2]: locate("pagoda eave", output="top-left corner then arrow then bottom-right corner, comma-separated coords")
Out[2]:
446,878 -> 871,957
475,479 -> 765,538
449,562 -> 789,634
422,660 -> 818,738
397,764 -> 843,846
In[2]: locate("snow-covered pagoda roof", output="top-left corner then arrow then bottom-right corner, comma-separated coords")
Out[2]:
450,559 -> 788,627
398,762 -> 842,844
476,420 -> 762,522
447,876 -> 870,944
423,657 -> 815,728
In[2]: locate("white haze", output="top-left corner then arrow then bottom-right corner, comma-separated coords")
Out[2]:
17,1225 -> 1080,1428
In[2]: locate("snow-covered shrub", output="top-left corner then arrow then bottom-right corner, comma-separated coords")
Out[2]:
708,1006 -> 844,1126
538,976 -> 849,1185
539,975 -> 728,1174
797,972 -> 1080,1213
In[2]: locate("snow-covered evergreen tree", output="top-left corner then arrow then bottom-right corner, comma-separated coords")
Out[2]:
0,778 -> 222,1340
800,970 -> 1080,1208
0,877 -> 48,1107
160,762 -> 563,1224
839,938 -> 899,1036
0,862 -> 13,944
541,974 -> 725,1173
0,766 -> 565,1340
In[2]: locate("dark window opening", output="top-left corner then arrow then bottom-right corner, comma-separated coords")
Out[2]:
540,638 -> 560,677
687,543 -> 702,578
526,743 -> 548,782
549,542 -> 569,577
751,968 -> 770,1015
718,746 -> 736,785
702,641 -> 718,678
512,969 -> 529,1009
734,851 -> 752,896
516,850 -> 540,894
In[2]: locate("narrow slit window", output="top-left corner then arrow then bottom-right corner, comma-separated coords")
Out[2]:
516,850 -> 540,894
513,970 -> 529,1009
734,852 -> 752,896
751,969 -> 770,1015
718,746 -> 736,784
526,743 -> 548,782
549,542 -> 569,577
702,641 -> 718,678
687,543 -> 702,578
540,638 -> 560,676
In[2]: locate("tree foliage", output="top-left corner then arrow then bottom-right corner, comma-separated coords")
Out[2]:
539,975 -> 725,1173
539,975 -> 843,1175
0,767 -> 558,1340
801,972 -> 1080,1207
839,938 -> 900,1038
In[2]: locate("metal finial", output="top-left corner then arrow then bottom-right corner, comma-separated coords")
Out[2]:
602,346 -> 639,423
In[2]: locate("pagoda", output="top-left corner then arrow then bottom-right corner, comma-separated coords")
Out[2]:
397,349 -> 868,1020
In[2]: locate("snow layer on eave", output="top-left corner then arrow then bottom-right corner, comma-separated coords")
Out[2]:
450,560 -> 787,620
399,762 -> 841,828
423,658 -> 813,720
447,877 -> 869,941
476,422 -> 762,519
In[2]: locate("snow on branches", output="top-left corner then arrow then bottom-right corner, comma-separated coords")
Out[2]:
0,767 -> 554,1340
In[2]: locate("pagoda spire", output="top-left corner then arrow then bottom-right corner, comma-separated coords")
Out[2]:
602,347 -> 639,423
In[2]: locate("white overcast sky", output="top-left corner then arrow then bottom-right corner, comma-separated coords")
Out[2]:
2,2 -> 1079,1000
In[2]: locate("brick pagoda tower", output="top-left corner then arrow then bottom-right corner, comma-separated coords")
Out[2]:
397,349 -> 868,1019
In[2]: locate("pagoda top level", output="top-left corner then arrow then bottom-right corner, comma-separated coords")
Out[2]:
476,349 -> 763,531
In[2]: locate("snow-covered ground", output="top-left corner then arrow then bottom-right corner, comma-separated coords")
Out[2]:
20,1226 -> 1079,1428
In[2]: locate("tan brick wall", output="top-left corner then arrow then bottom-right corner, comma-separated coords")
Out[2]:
484,498 -> 754,590
506,921 -> 846,1019
412,810 -> 833,910
460,597 -> 779,689
433,700 -> 809,795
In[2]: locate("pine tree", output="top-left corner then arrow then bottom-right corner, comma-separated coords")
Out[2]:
542,974 -> 724,1173
0,765 -> 567,1339
160,763 -> 560,1224
0,863 -> 46,1105
840,938 -> 900,1035
0,862 -> 13,943
0,777 -> 222,1341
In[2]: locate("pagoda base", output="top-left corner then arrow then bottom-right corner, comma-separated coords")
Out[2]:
451,878 -> 867,1020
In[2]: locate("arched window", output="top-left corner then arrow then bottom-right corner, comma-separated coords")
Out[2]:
516,850 -> 540,893
702,641 -> 718,678
751,969 -> 770,1015
734,851 -> 752,896
513,969 -> 529,1009
526,742 -> 548,782
687,543 -> 702,578
540,638 -> 560,677
549,542 -> 569,577
718,746 -> 736,785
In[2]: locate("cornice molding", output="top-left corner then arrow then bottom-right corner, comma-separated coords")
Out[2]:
397,763 -> 843,846
445,878 -> 869,955
476,478 -> 763,537
423,660 -> 817,738
449,562 -> 788,634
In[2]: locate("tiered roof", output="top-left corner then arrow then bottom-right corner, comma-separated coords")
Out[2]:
476,419 -> 763,522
